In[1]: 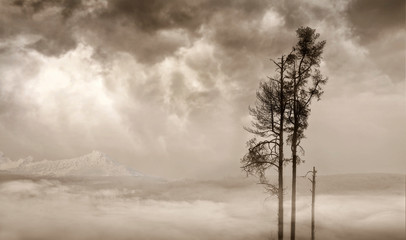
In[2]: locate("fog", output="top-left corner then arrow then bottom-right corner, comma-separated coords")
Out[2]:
0,174 -> 403,240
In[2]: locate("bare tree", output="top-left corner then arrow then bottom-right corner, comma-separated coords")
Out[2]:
241,54 -> 292,240
286,26 -> 327,240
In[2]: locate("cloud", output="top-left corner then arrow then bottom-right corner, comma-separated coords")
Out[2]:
2,0 -> 273,61
346,0 -> 405,43
11,0 -> 82,18
345,0 -> 405,83
0,0 -> 404,178
0,1 -> 79,57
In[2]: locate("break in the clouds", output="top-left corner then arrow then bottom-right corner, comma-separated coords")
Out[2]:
0,0 -> 405,178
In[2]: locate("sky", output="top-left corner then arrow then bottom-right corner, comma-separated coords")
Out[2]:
0,0 -> 405,179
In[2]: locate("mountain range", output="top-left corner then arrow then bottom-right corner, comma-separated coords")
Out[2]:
0,151 -> 142,177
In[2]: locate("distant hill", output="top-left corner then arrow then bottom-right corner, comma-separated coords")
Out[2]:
0,151 -> 143,177
314,173 -> 405,195
281,173 -> 405,196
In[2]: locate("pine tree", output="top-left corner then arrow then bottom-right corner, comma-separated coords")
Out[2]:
286,26 -> 327,240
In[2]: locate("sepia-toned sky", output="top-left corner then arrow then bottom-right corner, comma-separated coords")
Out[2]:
0,0 -> 405,178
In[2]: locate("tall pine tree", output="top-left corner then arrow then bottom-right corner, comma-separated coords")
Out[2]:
286,26 -> 327,240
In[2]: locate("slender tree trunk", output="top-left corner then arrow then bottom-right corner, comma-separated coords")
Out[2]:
278,57 -> 285,240
290,139 -> 297,240
278,154 -> 283,240
290,74 -> 299,240
290,58 -> 301,240
311,167 -> 316,240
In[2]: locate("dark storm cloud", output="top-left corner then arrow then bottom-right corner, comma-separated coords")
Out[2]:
3,0 -> 273,62
0,0 -> 79,57
12,0 -> 82,18
103,0 -> 271,32
346,0 -> 405,83
85,0 -> 274,64
101,0 -> 202,33
346,0 -> 405,43
4,0 -> 404,70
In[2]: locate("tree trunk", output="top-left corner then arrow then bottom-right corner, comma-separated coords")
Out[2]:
278,158 -> 283,240
278,56 -> 285,240
311,167 -> 316,240
291,66 -> 299,240
278,130 -> 284,240
290,128 -> 298,240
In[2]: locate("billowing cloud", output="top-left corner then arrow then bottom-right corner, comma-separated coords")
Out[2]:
0,0 -> 404,178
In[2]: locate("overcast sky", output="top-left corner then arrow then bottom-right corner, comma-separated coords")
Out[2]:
0,0 -> 404,179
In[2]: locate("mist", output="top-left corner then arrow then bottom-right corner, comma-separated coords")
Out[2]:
0,174 -> 403,240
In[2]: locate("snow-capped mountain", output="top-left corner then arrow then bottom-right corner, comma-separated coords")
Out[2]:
0,151 -> 143,177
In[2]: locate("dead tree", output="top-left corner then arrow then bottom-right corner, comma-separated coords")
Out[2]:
311,167 -> 316,240
304,167 -> 317,240
241,55 -> 292,240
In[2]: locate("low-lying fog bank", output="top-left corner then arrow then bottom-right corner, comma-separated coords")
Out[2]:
0,174 -> 404,240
